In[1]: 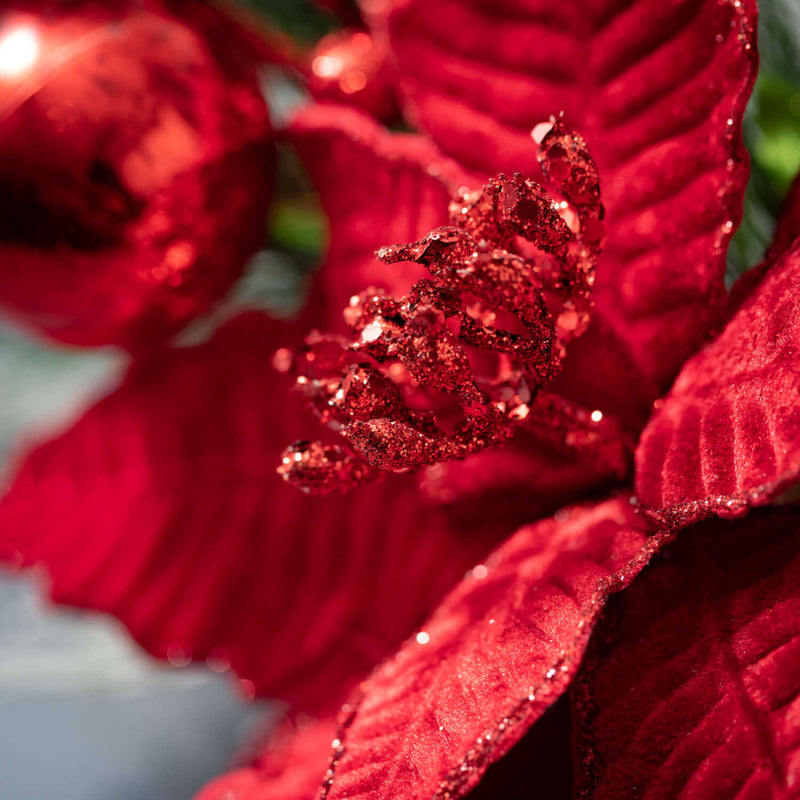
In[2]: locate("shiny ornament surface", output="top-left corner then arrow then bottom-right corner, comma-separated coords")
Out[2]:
0,1 -> 273,349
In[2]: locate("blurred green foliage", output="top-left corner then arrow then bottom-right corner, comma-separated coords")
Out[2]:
267,143 -> 327,264
751,74 -> 800,193
269,202 -> 327,257
729,0 -> 800,281
238,0 -> 336,43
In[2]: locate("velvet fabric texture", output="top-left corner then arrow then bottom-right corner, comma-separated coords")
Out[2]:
7,0 -> 800,798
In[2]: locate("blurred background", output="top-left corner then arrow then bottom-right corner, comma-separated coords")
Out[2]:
0,0 -> 799,798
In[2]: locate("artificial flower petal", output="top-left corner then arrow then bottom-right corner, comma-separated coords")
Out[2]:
0,312 -> 497,709
371,0 -> 757,419
320,496 -> 663,800
635,241 -> 800,529
196,716 -> 337,800
288,104 -> 467,329
419,431 -> 625,535
574,508 -> 800,799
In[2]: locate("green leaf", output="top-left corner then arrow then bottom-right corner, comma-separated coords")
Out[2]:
235,0 -> 336,44
268,201 -> 326,259
727,0 -> 800,282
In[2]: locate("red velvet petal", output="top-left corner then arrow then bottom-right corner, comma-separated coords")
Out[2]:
635,241 -> 800,529
371,0 -> 757,421
288,104 -> 467,330
574,508 -> 800,799
420,431 -> 625,535
320,496 -> 663,800
196,716 -> 337,800
200,701 -> 575,800
0,3 -> 272,350
0,312 -> 497,709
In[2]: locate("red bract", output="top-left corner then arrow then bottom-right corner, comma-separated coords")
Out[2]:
367,0 -> 756,429
0,312 -> 503,709
0,1 -> 273,349
196,716 -> 339,800
321,497 -> 662,800
636,240 -> 800,528
7,0 -> 800,798
574,510 -> 800,799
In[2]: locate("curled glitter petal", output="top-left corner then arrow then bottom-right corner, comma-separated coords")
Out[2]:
343,418 -> 440,472
341,401 -> 524,473
494,173 -> 574,260
277,440 -> 378,493
332,363 -> 410,421
538,123 -> 601,216
281,122 -> 618,494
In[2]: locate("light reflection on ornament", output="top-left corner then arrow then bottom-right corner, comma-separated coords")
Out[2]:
0,25 -> 39,78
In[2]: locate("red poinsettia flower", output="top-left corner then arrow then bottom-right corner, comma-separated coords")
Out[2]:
6,0 -> 800,797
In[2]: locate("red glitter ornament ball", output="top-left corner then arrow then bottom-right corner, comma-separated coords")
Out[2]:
0,1 -> 273,349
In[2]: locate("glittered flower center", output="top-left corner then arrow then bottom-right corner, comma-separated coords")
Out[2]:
278,121 -> 629,494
